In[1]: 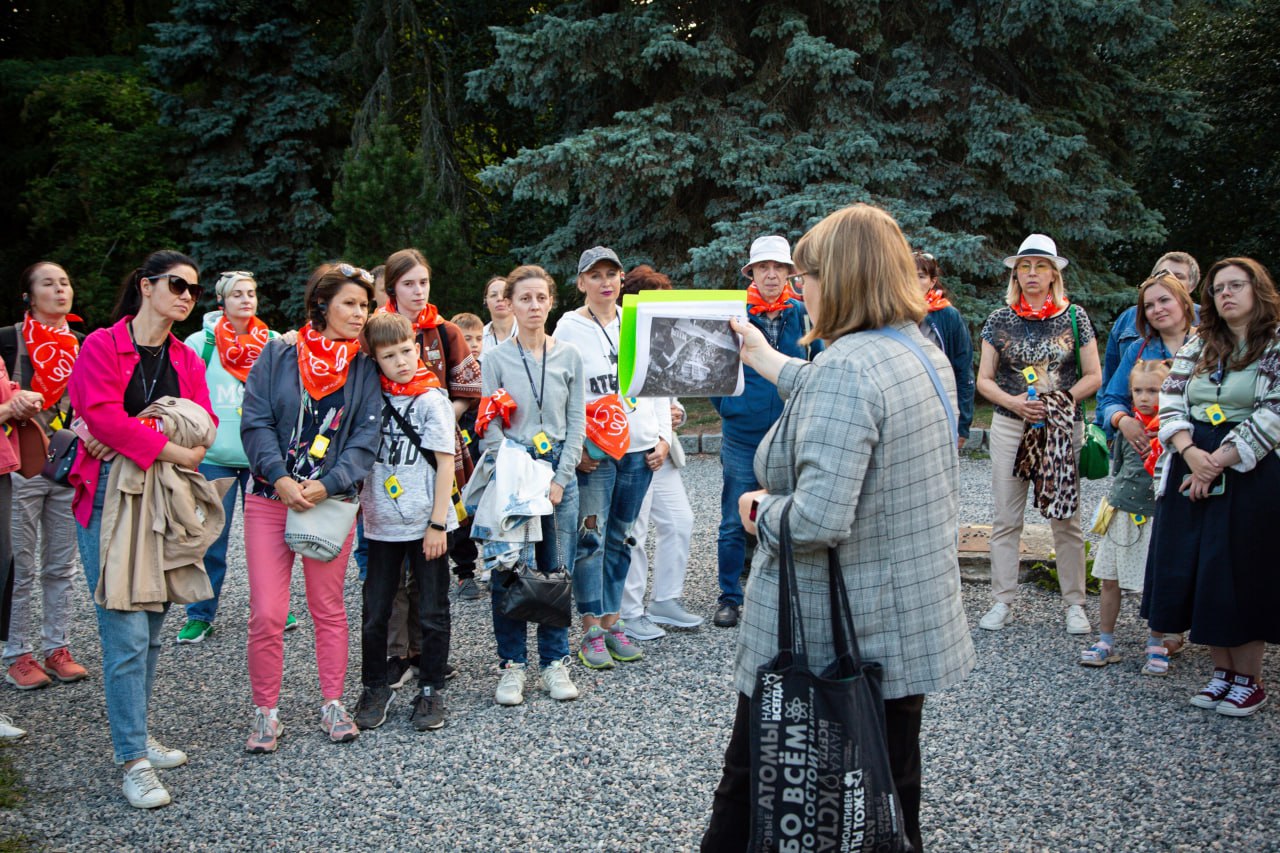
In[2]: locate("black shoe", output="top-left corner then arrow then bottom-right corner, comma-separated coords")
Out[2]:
410,686 -> 446,731
386,656 -> 413,690
353,686 -> 394,730
456,577 -> 481,601
713,603 -> 741,628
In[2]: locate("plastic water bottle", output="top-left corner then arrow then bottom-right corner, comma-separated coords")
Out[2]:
1027,385 -> 1044,429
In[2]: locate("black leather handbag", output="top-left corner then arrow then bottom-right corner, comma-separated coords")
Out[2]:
495,515 -> 572,628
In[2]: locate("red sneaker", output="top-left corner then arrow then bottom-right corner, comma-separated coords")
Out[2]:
42,648 -> 89,683
1189,668 -> 1233,709
1217,674 -> 1268,717
5,654 -> 52,690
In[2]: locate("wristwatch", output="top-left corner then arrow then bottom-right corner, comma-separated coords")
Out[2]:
428,520 -> 447,531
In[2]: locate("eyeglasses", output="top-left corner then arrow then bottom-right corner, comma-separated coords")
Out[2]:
337,263 -> 375,285
1210,279 -> 1251,297
1015,260 -> 1054,273
785,273 -> 808,294
146,274 -> 204,301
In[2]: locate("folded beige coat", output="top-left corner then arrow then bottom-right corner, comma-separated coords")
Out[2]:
96,396 -> 232,612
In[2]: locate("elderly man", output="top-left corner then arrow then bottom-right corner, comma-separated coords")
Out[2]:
708,236 -> 821,627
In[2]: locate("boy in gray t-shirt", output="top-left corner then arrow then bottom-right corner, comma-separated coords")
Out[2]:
354,313 -> 456,733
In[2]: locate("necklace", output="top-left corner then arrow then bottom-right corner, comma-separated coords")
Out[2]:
516,336 -> 547,415
129,321 -> 169,406
586,307 -> 618,365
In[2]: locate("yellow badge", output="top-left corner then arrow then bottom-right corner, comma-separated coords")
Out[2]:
532,431 -> 552,455
460,429 -> 472,446
1020,366 -> 1039,385
1205,403 -> 1226,425
1131,513 -> 1147,526
384,475 -> 403,500
308,435 -> 330,459
49,413 -> 65,432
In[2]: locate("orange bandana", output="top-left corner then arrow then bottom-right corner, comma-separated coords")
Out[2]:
296,322 -> 359,399
475,389 -> 518,437
384,301 -> 444,330
380,360 -> 442,397
1133,409 -> 1164,476
924,287 -> 952,312
1011,294 -> 1067,320
584,395 -> 631,460
21,312 -> 80,409
214,314 -> 271,383
746,284 -> 797,316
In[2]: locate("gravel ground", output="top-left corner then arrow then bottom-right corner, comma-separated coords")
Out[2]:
1,454 -> 1276,852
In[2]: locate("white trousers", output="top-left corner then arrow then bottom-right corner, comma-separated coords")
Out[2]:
621,459 -> 694,620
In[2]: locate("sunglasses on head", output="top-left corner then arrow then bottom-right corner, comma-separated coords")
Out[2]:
337,263 -> 375,286
146,274 -> 204,301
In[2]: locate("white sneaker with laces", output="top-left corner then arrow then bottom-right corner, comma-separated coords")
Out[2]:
622,615 -> 666,641
541,657 -> 579,701
146,736 -> 188,769
1065,605 -> 1090,635
122,759 -> 171,809
979,602 -> 1011,631
0,714 -> 25,741
495,662 -> 526,706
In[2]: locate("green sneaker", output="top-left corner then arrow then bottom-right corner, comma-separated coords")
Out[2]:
176,620 -> 212,645
284,612 -> 298,632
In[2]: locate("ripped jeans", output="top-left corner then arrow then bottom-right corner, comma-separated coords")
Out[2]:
573,449 -> 653,617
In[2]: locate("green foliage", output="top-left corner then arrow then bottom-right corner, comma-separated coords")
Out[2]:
471,0 -> 1198,323
18,67 -> 182,326
330,117 -> 477,312
147,0 -> 350,329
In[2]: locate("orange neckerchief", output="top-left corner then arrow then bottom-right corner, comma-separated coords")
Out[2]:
1133,409 -> 1164,476
214,314 -> 271,383
746,284 -> 797,316
474,389 -> 517,437
296,322 -> 359,399
584,395 -> 631,460
380,360 -> 443,396
1011,294 -> 1067,320
384,300 -> 444,329
924,287 -> 952,312
21,312 -> 80,409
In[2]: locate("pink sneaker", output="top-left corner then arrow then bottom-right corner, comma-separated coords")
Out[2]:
319,700 -> 359,743
245,707 -> 283,754
43,648 -> 88,683
1216,674 -> 1268,717
6,654 -> 52,690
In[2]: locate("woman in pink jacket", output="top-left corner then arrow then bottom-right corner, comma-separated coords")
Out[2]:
69,250 -> 214,810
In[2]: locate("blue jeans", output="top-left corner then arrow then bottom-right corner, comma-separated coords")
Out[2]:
574,450 -> 653,617
185,462 -> 250,623
717,435 -> 760,607
76,462 -> 165,765
354,515 -> 369,581
491,446 -> 578,667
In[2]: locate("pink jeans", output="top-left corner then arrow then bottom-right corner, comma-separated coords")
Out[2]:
245,494 -> 355,708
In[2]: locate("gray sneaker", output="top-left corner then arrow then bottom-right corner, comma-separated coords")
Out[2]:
647,598 -> 705,629
622,615 -> 666,641
578,626 -> 615,669
604,623 -> 644,662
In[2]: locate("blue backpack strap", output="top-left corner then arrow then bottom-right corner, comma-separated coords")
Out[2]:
866,326 -> 958,442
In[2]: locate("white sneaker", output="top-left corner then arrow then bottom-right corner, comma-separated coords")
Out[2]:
621,615 -> 666,641
1065,605 -> 1090,635
122,759 -> 171,809
979,602 -> 1011,631
541,657 -> 579,701
647,597 -> 705,628
0,713 -> 25,742
145,736 -> 188,769
495,662 -> 526,706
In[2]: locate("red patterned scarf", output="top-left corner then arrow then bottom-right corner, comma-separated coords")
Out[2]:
380,360 -> 442,396
1011,293 -> 1067,320
384,301 -> 444,329
746,284 -> 797,316
296,322 -> 359,398
584,395 -> 631,460
214,314 -> 271,383
475,389 -> 518,437
924,287 -> 952,312
1133,409 -> 1164,477
21,312 -> 80,409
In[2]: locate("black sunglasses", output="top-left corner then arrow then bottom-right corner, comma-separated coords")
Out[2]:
147,274 -> 204,301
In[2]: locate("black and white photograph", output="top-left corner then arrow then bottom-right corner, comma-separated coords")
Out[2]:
632,315 -> 742,397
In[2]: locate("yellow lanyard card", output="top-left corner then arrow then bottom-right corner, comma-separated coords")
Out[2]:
1020,366 -> 1039,385
308,434 -> 331,459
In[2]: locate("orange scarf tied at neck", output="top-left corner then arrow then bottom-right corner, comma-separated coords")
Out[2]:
383,301 -> 444,329
1132,409 -> 1164,476
746,284 -> 797,316
1011,293 -> 1067,320
924,287 -> 952,312
296,322 -> 359,399
474,389 -> 517,437
380,361 -> 442,397
214,314 -> 271,383
21,312 -> 80,409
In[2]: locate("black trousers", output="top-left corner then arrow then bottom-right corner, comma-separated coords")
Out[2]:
362,538 -> 451,690
701,691 -> 926,852
449,519 -> 478,580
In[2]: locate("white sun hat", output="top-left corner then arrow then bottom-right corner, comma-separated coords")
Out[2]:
1003,234 -> 1069,270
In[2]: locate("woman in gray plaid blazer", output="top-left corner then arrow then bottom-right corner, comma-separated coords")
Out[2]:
702,205 -> 975,852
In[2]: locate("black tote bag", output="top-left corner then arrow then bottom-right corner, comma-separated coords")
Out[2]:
495,513 -> 572,628
749,507 -> 912,853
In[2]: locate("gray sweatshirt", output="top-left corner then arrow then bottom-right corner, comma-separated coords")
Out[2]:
480,336 -> 585,487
